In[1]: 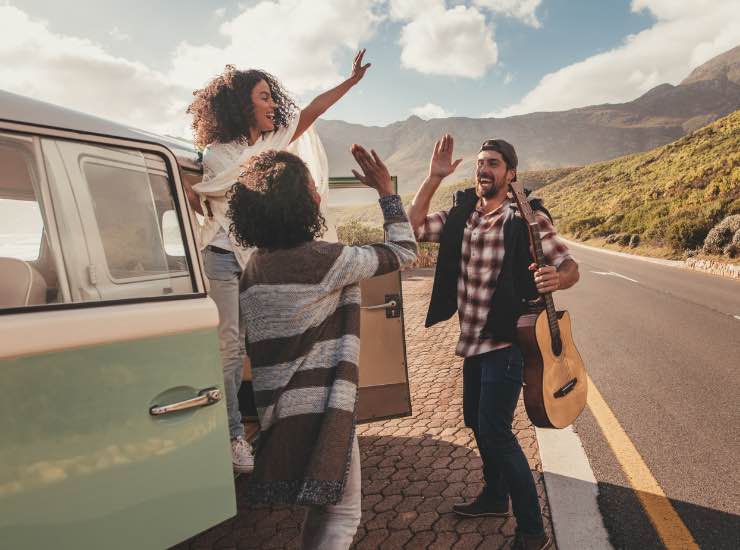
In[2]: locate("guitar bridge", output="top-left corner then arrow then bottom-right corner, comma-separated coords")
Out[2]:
553,378 -> 578,398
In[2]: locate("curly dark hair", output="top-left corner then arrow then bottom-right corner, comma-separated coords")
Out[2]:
227,150 -> 325,249
187,66 -> 297,149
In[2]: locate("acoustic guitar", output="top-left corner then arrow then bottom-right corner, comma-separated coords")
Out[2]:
509,181 -> 587,429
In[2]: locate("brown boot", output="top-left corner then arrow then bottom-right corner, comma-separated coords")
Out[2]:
511,531 -> 552,550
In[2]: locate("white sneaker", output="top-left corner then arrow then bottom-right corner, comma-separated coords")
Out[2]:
231,436 -> 254,473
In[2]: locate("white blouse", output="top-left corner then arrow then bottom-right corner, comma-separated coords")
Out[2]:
192,111 -> 333,268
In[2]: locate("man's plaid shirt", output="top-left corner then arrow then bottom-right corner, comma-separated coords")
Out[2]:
416,198 -> 572,358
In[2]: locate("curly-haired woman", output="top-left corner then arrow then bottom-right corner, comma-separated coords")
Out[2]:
185,50 -> 370,474
228,147 -> 417,549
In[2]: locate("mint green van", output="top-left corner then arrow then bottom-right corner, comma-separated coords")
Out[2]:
0,91 -> 412,549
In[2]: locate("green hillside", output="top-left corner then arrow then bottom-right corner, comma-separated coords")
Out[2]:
537,110 -> 740,256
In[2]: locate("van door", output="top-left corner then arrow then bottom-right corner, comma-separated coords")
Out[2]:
0,130 -> 235,550
327,177 -> 412,422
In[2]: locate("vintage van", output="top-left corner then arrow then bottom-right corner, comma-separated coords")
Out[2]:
0,90 -> 411,549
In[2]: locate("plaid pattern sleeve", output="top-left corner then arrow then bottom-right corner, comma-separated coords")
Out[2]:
535,211 -> 572,267
415,210 -> 449,243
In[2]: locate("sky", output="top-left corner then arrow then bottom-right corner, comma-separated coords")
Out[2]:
1,0 -> 739,139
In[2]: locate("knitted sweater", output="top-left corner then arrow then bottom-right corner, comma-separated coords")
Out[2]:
239,195 -> 417,506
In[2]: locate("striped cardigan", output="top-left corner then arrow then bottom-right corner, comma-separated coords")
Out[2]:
239,195 -> 417,506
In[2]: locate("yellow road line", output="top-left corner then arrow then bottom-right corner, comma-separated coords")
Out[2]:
586,376 -> 699,549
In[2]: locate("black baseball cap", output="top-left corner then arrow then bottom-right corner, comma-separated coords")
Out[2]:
479,139 -> 518,175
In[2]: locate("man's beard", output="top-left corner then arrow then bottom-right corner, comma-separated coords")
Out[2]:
476,177 -> 499,199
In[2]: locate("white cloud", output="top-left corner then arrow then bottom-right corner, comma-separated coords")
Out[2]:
398,4 -> 498,78
474,0 -> 542,28
0,1 -> 386,137
0,5 -> 191,136
389,0 -> 445,21
411,102 -> 453,119
492,0 -> 740,117
108,26 -> 131,41
503,71 -> 513,84
214,7 -> 227,18
170,0 -> 384,95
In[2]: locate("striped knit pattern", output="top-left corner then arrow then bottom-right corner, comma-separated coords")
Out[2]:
239,195 -> 417,506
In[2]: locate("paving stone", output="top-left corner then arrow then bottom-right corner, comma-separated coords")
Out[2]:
374,494 -> 403,513
363,510 -> 396,531
406,531 -> 437,549
429,532 -> 460,549
354,528 -> 389,550
382,529 -> 413,549
453,533 -> 483,549
388,510 -> 418,530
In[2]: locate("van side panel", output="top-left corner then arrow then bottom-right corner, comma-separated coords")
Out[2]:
0,305 -> 235,550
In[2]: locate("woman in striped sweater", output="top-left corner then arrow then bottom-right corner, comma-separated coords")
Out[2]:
227,146 -> 417,549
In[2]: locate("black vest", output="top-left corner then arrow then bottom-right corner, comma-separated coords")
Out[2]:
424,187 -> 551,343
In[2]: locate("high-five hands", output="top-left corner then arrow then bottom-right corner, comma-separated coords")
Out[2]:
429,134 -> 463,179
351,144 -> 394,197
349,49 -> 371,85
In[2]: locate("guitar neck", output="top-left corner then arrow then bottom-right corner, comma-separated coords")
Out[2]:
529,225 -> 560,341
530,224 -> 561,340
507,180 -> 562,346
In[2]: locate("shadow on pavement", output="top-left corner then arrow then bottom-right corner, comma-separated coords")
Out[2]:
172,433 -> 553,549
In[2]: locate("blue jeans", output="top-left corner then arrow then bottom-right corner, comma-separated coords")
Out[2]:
463,345 -> 544,536
204,248 -> 245,439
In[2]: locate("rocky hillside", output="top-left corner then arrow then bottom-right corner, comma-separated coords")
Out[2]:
318,45 -> 740,195
537,110 -> 740,253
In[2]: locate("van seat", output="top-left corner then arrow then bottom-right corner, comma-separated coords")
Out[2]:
0,257 -> 47,308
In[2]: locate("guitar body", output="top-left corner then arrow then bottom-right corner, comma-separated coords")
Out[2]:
517,310 -> 587,428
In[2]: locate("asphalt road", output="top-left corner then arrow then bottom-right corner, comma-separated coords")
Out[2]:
555,242 -> 740,550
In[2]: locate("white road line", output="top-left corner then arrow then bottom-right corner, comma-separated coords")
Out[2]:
590,270 -> 639,283
536,426 -> 613,549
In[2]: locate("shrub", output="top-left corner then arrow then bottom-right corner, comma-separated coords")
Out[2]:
337,220 -> 384,246
703,214 -> 740,255
666,218 -> 711,251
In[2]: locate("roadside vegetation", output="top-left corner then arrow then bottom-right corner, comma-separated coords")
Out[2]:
537,110 -> 739,261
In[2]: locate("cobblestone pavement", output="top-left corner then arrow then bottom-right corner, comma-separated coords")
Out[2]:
174,269 -> 554,550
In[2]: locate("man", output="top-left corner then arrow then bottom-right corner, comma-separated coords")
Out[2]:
408,135 -> 579,550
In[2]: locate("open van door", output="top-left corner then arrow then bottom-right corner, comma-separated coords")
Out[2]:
327,177 -> 412,422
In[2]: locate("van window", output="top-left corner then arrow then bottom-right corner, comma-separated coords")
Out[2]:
83,162 -> 182,280
0,136 -> 60,309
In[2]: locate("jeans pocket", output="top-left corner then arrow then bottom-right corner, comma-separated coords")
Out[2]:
204,249 -> 239,281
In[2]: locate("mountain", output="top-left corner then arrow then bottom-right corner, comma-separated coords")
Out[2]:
537,109 -> 740,254
317,45 -> 740,195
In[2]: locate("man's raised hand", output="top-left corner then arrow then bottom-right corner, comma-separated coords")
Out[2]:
351,144 -> 393,197
429,134 -> 463,179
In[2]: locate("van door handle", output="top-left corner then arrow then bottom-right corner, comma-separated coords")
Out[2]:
361,294 -> 402,318
361,300 -> 397,310
149,388 -> 222,416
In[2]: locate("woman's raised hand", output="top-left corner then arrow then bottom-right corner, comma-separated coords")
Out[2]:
351,144 -> 393,197
429,134 -> 463,179
349,48 -> 371,85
